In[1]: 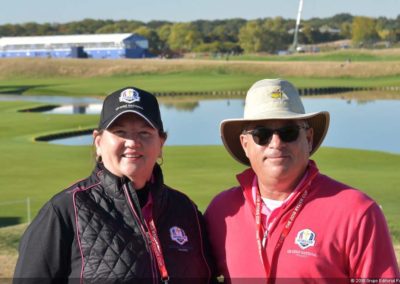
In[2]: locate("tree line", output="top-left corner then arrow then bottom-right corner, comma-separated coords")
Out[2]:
0,13 -> 399,55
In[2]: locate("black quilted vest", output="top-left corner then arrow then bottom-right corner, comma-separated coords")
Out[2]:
73,164 -> 212,283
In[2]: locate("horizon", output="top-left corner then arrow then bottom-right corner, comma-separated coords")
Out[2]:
1,0 -> 399,26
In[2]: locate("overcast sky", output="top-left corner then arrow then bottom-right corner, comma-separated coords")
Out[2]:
1,0 -> 399,25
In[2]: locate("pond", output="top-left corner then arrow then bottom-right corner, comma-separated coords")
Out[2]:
33,94 -> 400,155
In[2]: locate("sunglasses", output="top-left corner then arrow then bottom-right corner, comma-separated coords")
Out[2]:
243,125 -> 309,145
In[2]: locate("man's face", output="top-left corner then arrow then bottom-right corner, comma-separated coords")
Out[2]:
240,119 -> 313,187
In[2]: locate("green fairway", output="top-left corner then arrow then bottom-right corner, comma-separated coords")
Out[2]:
0,56 -> 399,275
0,72 -> 259,96
0,56 -> 400,97
2,73 -> 400,98
0,92 -> 399,277
0,100 -> 399,243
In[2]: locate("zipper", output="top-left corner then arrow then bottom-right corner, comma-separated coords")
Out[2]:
122,182 -> 159,283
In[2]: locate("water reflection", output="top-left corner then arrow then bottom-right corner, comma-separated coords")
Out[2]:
42,96 -> 400,154
43,104 -> 102,114
1,93 -> 399,154
305,97 -> 399,154
163,101 -> 200,111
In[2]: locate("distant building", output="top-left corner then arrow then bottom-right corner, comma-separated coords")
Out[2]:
318,25 -> 341,34
0,33 -> 150,59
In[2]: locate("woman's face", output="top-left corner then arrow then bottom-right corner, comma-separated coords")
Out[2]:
93,113 -> 165,188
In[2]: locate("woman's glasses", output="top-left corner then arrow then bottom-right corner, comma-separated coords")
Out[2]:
243,125 -> 309,145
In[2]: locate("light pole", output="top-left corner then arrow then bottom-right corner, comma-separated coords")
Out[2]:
291,0 -> 304,52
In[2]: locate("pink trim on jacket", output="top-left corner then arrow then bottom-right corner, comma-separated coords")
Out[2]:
71,182 -> 101,284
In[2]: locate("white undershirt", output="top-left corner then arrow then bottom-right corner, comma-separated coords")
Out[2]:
261,197 -> 284,212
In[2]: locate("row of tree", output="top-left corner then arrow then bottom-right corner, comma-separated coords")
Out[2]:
0,14 -> 399,55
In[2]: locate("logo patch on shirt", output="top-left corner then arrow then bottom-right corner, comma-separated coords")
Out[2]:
169,226 -> 188,245
295,228 -> 316,250
119,88 -> 140,104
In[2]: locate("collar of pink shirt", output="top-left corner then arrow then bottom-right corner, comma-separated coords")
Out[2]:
251,168 -> 309,229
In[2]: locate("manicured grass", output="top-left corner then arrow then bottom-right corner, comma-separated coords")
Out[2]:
0,102 -> 97,210
1,55 -> 399,277
0,72 -> 259,96
1,73 -> 400,98
0,57 -> 400,97
0,100 -> 399,241
0,98 -> 399,276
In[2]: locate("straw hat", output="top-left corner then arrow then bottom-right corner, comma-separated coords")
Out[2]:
220,78 -> 330,166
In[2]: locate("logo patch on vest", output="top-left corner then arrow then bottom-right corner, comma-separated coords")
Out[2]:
295,229 -> 316,249
169,226 -> 188,245
119,88 -> 140,104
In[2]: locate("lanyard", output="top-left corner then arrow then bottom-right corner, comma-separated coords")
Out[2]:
255,181 -> 310,278
255,187 -> 269,277
147,217 -> 170,283
123,181 -> 170,283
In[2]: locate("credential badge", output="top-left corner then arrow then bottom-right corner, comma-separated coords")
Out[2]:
295,229 -> 316,250
119,88 -> 140,104
170,226 -> 188,245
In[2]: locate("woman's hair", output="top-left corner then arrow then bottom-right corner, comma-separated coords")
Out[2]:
159,130 -> 168,140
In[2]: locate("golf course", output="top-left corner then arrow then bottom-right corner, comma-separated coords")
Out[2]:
0,49 -> 399,276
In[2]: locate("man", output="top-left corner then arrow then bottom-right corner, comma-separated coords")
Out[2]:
205,78 -> 399,282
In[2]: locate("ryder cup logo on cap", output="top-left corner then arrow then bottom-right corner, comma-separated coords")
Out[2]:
119,88 -> 140,104
295,229 -> 316,250
98,86 -> 164,131
169,226 -> 188,245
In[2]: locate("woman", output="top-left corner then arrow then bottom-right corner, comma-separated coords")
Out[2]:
14,87 -> 215,283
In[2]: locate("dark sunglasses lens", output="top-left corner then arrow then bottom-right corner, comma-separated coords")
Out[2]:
278,126 -> 300,142
252,128 -> 273,145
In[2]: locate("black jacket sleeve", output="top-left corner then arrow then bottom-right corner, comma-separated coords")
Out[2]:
13,200 -> 72,284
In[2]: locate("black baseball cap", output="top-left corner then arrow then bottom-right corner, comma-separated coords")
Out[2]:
98,87 -> 164,132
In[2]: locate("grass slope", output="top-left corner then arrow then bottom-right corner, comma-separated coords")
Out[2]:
0,101 -> 399,238
1,56 -> 400,97
0,97 -> 399,276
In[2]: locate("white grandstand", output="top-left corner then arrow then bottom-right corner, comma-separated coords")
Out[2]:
0,33 -> 149,59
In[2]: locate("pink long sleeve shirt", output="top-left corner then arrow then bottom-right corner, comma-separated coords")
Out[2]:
205,161 -> 399,283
